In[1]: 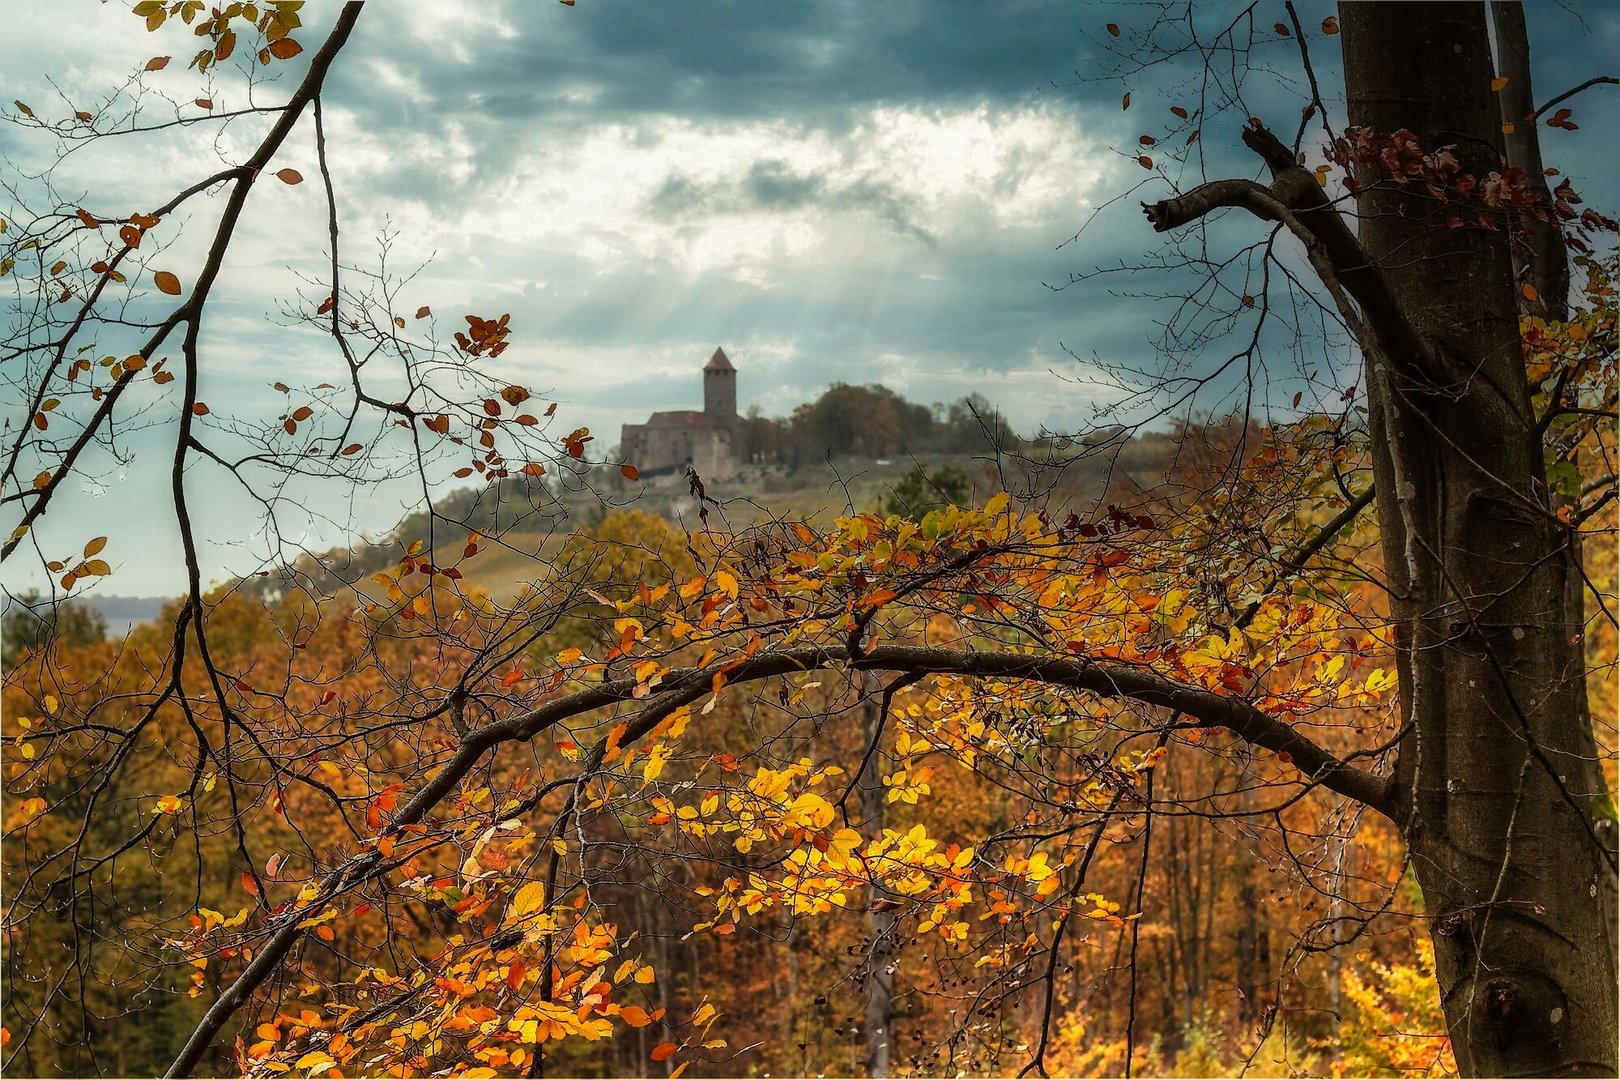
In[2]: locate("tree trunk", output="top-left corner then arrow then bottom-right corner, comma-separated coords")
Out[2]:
1339,5 -> 1618,1075
859,671 -> 896,1077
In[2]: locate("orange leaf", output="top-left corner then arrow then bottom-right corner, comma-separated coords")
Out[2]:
501,669 -> 526,687
1522,282 -> 1539,302
523,462 -> 547,477
154,270 -> 181,295
241,870 -> 260,897
191,403 -> 210,415
316,924 -> 335,942
144,55 -> 170,71
620,463 -> 640,481
292,405 -> 313,422
650,1042 -> 678,1062
341,443 -> 362,455
275,168 -> 303,185
1491,76 -> 1510,92
268,37 -> 303,60
1321,15 -> 1339,34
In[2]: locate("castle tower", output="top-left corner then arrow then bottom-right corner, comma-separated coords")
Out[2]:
703,346 -> 737,425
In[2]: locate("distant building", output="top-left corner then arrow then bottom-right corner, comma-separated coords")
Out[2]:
619,347 -> 739,478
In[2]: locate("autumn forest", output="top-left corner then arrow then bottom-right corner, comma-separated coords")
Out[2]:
2,3 -> 1616,1079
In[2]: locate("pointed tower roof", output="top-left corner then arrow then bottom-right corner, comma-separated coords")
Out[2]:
704,346 -> 735,372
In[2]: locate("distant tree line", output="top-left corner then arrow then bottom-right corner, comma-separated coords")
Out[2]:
736,384 -> 1018,467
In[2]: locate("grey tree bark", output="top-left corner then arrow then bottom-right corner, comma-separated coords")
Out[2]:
1341,5 -> 1617,1075
1145,3 -> 1616,1073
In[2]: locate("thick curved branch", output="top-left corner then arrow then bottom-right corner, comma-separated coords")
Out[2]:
1144,122 -> 1436,384
168,637 -> 1391,1074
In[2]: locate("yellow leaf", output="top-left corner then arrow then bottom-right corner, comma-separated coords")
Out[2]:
511,881 -> 546,917
714,569 -> 739,600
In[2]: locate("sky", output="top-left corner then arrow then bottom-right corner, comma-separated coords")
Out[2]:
2,0 -> 1617,596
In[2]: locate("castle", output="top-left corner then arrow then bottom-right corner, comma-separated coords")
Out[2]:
619,347 -> 739,479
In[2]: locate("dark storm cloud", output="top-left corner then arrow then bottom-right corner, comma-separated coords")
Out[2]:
649,160 -> 934,243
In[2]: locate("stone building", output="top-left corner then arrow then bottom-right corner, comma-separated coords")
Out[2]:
619,347 -> 739,478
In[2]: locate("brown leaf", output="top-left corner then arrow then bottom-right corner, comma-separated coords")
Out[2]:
620,463 -> 640,481
292,405 -> 313,422
1122,91 -> 1131,111
1105,22 -> 1119,36
154,270 -> 181,295
415,305 -> 431,319
1274,22 -> 1290,35
1170,106 -> 1189,119
144,55 -> 170,72
83,536 -> 107,558
1137,155 -> 1153,169
195,97 -> 214,109
341,443 -> 362,456
192,403 -> 210,416
275,168 -> 303,185
1321,16 -> 1339,34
